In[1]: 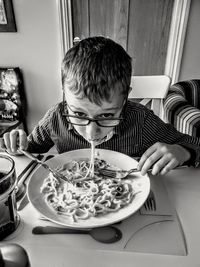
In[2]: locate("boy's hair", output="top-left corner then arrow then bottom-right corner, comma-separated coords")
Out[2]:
61,36 -> 132,105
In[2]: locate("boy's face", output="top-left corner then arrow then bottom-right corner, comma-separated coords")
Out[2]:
64,88 -> 125,144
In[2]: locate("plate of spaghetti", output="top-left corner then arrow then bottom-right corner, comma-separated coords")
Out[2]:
27,148 -> 150,229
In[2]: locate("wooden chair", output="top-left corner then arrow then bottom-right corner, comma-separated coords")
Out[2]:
129,75 -> 171,120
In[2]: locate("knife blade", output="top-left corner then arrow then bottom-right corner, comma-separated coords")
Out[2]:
17,159 -> 36,182
18,154 -> 46,186
17,154 -> 55,210
17,193 -> 29,211
16,154 -> 44,201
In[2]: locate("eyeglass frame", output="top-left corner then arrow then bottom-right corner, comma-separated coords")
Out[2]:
62,92 -> 126,127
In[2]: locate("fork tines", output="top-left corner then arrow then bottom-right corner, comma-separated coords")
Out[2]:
144,191 -> 156,211
99,169 -> 118,178
52,170 -> 69,182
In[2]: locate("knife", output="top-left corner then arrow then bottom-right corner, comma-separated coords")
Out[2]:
17,193 -> 29,211
17,154 -> 55,211
17,159 -> 37,182
16,154 -> 44,201
17,155 -> 43,187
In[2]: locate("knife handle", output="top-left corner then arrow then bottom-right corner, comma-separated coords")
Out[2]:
32,226 -> 88,235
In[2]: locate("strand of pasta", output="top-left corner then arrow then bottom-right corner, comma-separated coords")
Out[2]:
40,147 -> 140,222
41,167 -> 137,222
75,141 -> 95,182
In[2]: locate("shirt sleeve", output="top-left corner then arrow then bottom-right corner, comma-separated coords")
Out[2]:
142,109 -> 200,167
27,106 -> 55,153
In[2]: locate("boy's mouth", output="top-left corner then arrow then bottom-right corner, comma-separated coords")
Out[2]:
87,138 -> 105,144
85,130 -> 114,145
88,132 -> 114,145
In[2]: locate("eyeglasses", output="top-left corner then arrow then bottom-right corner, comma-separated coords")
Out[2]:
62,95 -> 124,127
63,114 -> 123,127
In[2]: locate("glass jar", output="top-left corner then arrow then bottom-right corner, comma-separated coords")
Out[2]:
0,154 -> 19,240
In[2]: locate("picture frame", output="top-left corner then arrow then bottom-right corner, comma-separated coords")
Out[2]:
0,0 -> 16,32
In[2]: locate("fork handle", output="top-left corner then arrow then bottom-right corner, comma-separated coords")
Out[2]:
128,165 -> 187,174
20,150 -> 51,172
137,165 -> 187,173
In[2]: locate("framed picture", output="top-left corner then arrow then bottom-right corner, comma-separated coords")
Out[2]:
0,0 -> 16,32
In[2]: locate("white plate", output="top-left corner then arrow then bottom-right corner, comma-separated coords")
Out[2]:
27,149 -> 150,229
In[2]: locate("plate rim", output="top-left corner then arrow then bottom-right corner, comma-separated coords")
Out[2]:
27,149 -> 150,229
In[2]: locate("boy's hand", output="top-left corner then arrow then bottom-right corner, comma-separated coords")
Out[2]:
138,142 -> 191,176
0,129 -> 28,155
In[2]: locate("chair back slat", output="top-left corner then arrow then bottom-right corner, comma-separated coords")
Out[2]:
129,75 -> 171,120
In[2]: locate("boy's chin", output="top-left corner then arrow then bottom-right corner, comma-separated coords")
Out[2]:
84,137 -> 105,145
84,131 -> 114,146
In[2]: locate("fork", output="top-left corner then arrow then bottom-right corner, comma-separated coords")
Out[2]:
19,150 -> 69,182
144,190 -> 156,211
98,167 -> 140,179
99,165 -> 186,179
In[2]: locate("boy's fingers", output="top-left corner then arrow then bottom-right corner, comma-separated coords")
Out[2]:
151,157 -> 170,175
0,138 -> 6,151
10,130 -> 19,152
1,130 -> 27,155
138,144 -> 157,171
18,130 -> 28,150
160,160 -> 178,175
3,132 -> 11,152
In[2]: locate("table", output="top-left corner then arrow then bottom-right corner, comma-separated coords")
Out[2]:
2,154 -> 200,267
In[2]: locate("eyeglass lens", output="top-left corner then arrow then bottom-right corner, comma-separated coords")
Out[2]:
67,115 -> 121,127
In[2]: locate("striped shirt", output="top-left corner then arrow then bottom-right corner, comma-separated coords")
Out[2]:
27,100 -> 200,167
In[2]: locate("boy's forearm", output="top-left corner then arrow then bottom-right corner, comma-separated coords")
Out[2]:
26,118 -> 55,154
26,139 -> 53,154
27,132 -> 54,154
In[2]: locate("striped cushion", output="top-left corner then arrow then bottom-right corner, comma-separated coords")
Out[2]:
164,80 -> 200,137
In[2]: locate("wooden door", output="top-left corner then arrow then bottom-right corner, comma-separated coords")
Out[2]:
71,0 -> 174,75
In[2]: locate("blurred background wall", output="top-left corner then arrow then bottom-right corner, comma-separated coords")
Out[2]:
0,0 -> 62,132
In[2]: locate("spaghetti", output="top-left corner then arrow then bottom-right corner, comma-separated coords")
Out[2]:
40,148 -> 139,222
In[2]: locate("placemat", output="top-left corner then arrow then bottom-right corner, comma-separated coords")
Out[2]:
5,175 -> 187,256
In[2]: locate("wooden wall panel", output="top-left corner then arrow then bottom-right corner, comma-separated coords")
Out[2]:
72,0 -> 129,50
90,0 -> 129,50
89,0 -> 113,37
128,0 -> 173,75
71,0 -> 174,75
71,0 -> 89,39
111,0 -> 129,50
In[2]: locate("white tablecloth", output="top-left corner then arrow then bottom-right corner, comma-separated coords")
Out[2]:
2,154 -> 200,267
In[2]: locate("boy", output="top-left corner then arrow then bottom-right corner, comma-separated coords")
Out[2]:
0,36 -> 200,176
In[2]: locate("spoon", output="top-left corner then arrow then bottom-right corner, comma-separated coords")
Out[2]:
32,225 -> 122,244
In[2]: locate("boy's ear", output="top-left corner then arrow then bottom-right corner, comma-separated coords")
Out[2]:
128,86 -> 132,95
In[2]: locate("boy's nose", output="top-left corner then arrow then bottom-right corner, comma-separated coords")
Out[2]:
86,122 -> 101,140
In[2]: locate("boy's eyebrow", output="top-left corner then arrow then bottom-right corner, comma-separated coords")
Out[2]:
69,104 -> 120,111
103,107 -> 120,111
